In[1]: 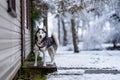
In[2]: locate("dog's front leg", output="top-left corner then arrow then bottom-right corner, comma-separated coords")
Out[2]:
42,51 -> 46,66
34,51 -> 38,66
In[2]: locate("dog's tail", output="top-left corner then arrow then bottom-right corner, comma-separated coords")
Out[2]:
51,32 -> 59,46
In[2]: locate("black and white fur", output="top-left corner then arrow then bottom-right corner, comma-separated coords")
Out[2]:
34,27 -> 59,66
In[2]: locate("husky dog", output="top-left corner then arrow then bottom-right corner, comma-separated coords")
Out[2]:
34,27 -> 59,66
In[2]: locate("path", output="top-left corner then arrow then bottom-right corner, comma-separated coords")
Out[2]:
46,50 -> 120,80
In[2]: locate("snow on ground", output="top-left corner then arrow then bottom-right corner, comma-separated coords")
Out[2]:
56,46 -> 120,70
47,74 -> 120,80
55,51 -> 120,70
46,46 -> 120,80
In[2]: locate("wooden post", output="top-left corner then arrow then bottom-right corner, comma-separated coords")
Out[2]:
30,0 -> 35,53
20,0 -> 25,66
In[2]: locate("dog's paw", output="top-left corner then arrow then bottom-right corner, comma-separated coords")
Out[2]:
34,63 -> 37,66
43,63 -> 46,66
50,62 -> 55,65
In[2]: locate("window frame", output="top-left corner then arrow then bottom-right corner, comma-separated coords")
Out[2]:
7,0 -> 17,18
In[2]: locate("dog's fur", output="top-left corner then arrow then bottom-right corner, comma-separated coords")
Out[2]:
34,27 -> 59,66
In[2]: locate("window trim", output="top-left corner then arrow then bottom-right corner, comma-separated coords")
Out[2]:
7,0 -> 17,18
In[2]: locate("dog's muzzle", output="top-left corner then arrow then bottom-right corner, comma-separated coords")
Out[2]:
40,35 -> 42,39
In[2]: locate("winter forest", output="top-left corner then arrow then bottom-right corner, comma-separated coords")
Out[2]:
28,0 -> 120,80
33,0 -> 120,52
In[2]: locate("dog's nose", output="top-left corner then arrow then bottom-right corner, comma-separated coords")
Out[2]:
40,35 -> 42,38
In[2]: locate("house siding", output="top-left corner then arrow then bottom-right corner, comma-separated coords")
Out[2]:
24,0 -> 31,59
0,0 -> 31,80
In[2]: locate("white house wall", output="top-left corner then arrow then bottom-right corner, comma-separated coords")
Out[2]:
0,0 -> 31,80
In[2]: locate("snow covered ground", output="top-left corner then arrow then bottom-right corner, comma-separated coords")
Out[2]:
47,74 -> 120,80
46,46 -> 120,80
56,46 -> 120,70
56,51 -> 120,70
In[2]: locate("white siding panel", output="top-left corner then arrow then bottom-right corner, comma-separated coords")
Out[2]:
16,0 -> 21,17
0,28 -> 20,39
7,62 -> 21,80
0,39 -> 21,51
0,50 -> 21,73
24,0 -> 31,57
0,0 -> 22,80
25,40 -> 31,58
0,46 -> 21,61
0,17 -> 20,33
0,57 -> 21,80
0,0 -> 7,7
25,44 -> 30,58
25,30 -> 31,59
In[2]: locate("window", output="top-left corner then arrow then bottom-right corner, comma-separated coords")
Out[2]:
7,0 -> 17,17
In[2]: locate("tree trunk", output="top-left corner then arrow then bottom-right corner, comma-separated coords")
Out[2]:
43,16 -> 48,37
113,40 -> 117,48
71,18 -> 79,53
58,16 -> 61,43
61,18 -> 67,46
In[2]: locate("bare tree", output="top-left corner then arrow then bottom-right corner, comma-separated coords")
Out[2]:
69,5 -> 80,53
57,15 -> 61,43
61,17 -> 67,46
58,0 -> 68,46
71,18 -> 79,52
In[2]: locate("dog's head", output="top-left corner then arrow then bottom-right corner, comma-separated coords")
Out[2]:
36,27 -> 47,42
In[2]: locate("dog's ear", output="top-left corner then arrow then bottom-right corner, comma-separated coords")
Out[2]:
36,26 -> 39,30
36,27 -> 40,33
